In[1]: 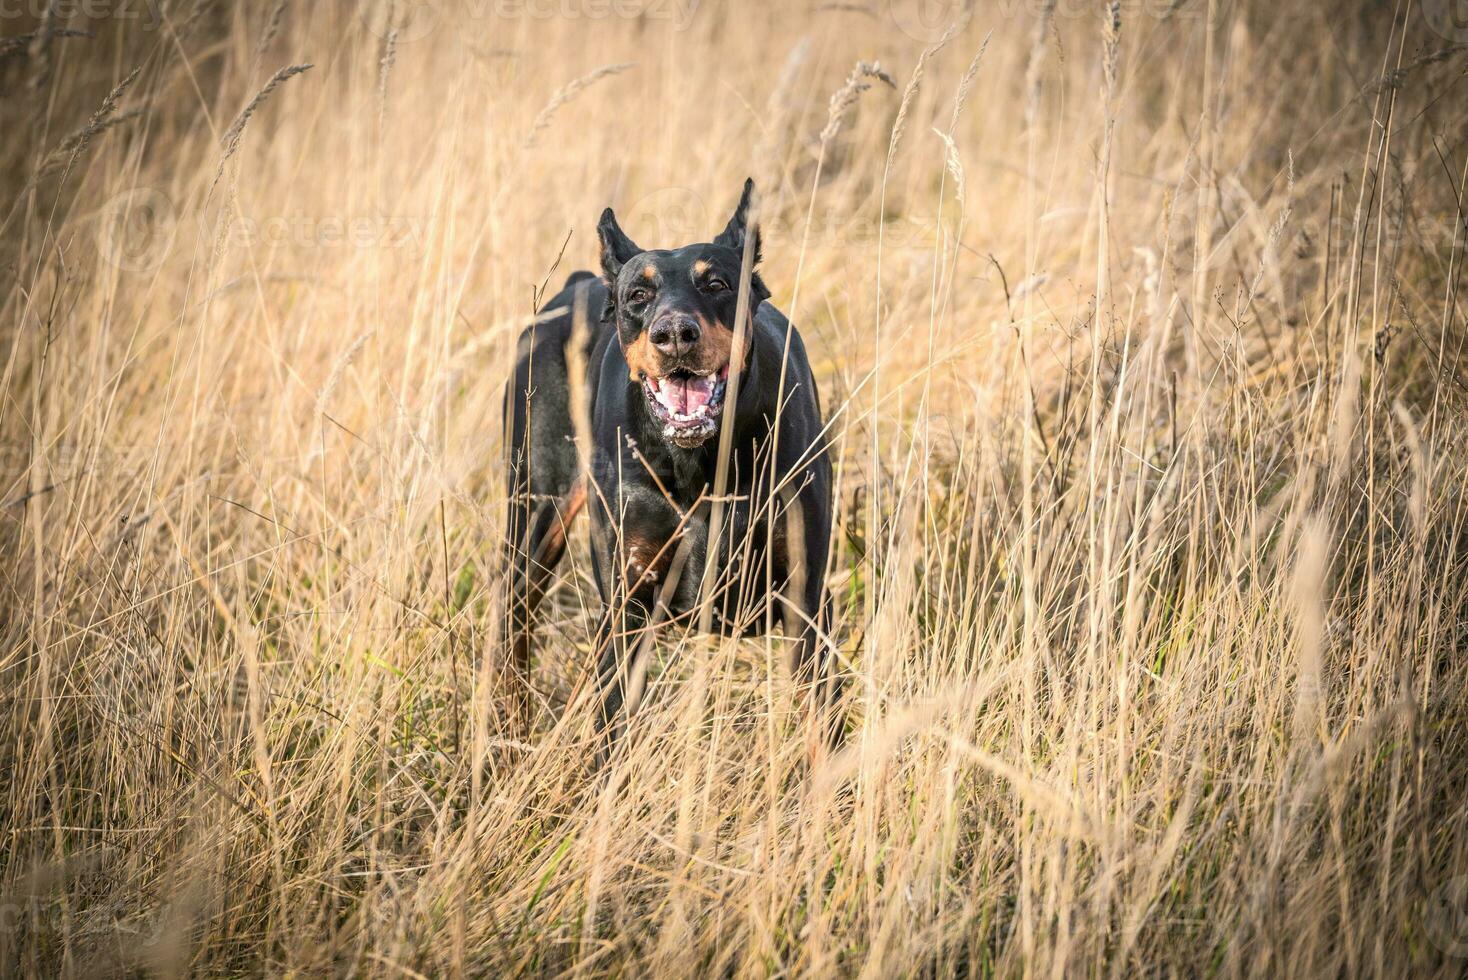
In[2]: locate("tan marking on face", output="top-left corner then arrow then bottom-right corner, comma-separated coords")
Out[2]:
694,314 -> 744,376
623,331 -> 661,381
642,264 -> 657,280
692,259 -> 709,276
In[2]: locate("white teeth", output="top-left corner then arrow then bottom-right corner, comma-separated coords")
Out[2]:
665,404 -> 710,422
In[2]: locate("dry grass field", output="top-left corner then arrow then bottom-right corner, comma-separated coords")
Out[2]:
3,0 -> 1468,975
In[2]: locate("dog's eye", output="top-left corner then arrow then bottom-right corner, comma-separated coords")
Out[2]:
626,287 -> 652,305
705,279 -> 729,293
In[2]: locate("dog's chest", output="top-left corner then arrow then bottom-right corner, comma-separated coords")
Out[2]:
673,493 -> 794,631
599,469 -> 796,630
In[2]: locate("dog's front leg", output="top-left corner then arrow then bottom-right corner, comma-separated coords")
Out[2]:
590,599 -> 654,769
781,491 -> 845,755
791,597 -> 844,754
589,519 -> 686,767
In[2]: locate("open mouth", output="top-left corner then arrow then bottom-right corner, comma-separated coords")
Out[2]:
640,365 -> 729,447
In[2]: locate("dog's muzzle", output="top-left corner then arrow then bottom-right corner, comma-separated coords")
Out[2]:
642,365 -> 729,448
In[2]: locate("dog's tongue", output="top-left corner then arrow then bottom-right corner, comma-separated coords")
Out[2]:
658,375 -> 715,414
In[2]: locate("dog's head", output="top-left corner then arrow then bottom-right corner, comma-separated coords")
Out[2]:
598,179 -> 770,449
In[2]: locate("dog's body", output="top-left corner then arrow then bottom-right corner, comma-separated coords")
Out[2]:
504,181 -> 841,758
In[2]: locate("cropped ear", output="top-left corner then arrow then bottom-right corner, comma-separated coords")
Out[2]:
597,207 -> 642,283
712,178 -> 761,265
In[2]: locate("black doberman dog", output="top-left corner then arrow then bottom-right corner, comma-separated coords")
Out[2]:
504,180 -> 841,761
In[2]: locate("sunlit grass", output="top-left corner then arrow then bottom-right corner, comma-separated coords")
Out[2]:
2,0 -> 1467,976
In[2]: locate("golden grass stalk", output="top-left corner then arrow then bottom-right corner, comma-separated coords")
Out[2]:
524,62 -> 635,148
221,63 -> 314,163
819,60 -> 896,144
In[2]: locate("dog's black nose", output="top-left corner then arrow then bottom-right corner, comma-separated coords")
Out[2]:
648,317 -> 700,358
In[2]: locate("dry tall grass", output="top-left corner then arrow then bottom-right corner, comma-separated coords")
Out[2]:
3,0 -> 1468,975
